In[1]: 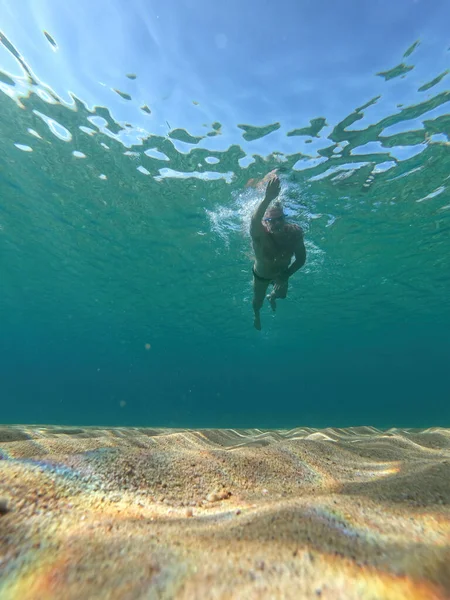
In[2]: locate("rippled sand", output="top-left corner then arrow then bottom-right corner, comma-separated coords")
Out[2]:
1,425 -> 450,599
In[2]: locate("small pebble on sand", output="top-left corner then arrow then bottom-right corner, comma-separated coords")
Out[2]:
0,498 -> 10,515
207,490 -> 231,503
186,508 -> 193,518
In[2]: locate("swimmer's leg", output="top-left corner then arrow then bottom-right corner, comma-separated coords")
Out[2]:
267,279 -> 288,313
252,276 -> 271,330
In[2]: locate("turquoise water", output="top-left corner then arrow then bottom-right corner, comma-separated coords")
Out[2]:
1,1 -> 449,428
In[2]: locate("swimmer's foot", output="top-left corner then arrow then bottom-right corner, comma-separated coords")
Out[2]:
254,312 -> 262,331
267,293 -> 277,313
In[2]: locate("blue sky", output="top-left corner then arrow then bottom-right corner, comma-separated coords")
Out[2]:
1,0 -> 450,159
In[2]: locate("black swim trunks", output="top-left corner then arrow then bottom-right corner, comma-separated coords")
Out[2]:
252,266 -> 273,283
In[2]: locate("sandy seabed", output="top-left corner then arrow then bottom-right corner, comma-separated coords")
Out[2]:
1,425 -> 450,599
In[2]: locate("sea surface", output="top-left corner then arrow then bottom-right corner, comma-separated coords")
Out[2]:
1,0 -> 449,429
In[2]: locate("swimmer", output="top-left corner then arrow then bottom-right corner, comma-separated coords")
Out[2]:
250,173 -> 306,330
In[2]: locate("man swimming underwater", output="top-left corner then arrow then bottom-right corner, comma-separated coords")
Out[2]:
250,172 -> 306,330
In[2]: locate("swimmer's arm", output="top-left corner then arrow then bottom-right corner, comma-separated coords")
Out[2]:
250,175 -> 281,237
285,235 -> 306,277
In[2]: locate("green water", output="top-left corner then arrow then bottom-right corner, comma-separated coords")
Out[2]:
1,29 -> 449,428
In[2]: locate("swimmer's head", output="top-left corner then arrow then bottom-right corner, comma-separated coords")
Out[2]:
263,202 -> 285,232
